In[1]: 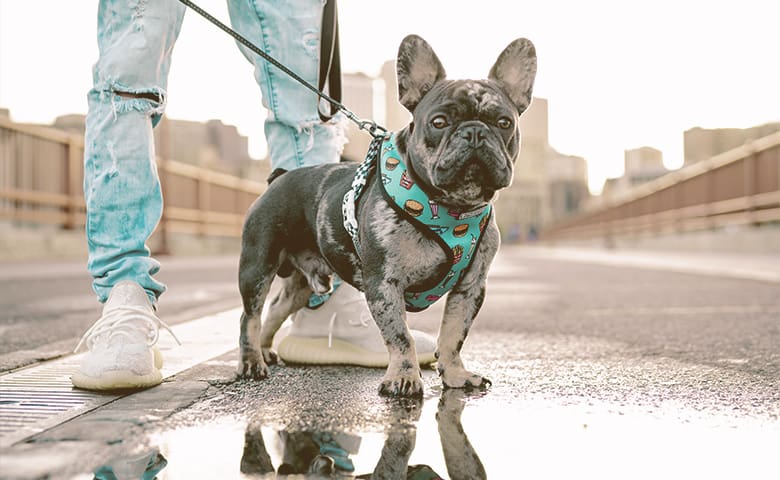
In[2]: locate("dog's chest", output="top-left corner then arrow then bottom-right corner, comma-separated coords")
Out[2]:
361,188 -> 450,289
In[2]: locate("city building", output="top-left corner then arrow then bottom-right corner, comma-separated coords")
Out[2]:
494,97 -> 548,241
340,72 -> 387,163
684,122 -> 780,166
600,146 -> 667,200
493,97 -> 590,241
379,60 -> 411,133
624,146 -> 667,186
546,151 -> 589,224
154,117 -> 256,177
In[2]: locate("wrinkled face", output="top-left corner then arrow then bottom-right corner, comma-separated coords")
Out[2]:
395,35 -> 536,209
405,79 -> 523,207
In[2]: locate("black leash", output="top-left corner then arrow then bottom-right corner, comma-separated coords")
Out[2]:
318,0 -> 341,123
176,0 -> 388,139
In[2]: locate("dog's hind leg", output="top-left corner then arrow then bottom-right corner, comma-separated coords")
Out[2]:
259,270 -> 312,363
238,249 -> 284,380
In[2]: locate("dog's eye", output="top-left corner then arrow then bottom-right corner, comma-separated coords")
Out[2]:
431,116 -> 449,129
497,117 -> 513,129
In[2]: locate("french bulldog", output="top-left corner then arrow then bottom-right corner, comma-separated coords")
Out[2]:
237,34 -> 537,397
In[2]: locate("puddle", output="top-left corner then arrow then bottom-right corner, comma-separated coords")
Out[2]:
81,388 -> 779,479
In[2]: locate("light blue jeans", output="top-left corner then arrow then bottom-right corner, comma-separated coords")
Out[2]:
84,0 -> 345,304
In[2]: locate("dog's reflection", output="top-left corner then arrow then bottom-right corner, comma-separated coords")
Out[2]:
240,390 -> 485,479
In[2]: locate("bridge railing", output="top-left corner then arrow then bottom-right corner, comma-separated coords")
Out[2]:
540,131 -> 780,243
0,116 -> 264,246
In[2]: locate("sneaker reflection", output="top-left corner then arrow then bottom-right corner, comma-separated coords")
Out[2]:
92,448 -> 167,480
240,390 -> 485,479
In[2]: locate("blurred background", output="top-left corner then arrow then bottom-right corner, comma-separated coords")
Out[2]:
1,5 -> 778,473
2,0 -> 779,258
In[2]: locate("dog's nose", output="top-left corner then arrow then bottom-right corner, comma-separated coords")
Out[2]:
457,123 -> 488,148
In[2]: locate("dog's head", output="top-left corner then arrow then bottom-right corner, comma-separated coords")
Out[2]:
395,35 -> 537,209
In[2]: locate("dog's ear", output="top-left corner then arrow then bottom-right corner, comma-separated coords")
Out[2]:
488,38 -> 537,113
396,35 -> 447,112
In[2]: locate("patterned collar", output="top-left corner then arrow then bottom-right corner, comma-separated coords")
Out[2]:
343,134 -> 491,311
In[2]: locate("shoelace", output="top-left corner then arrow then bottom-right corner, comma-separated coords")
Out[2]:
326,297 -> 371,348
74,306 -> 181,353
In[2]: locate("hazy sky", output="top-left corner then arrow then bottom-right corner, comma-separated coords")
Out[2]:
1,0 -> 779,193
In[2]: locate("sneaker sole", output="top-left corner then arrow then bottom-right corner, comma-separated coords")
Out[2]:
71,369 -> 163,391
71,348 -> 164,391
277,337 -> 437,368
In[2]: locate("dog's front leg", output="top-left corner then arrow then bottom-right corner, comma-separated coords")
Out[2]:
437,280 -> 491,390
365,281 -> 423,397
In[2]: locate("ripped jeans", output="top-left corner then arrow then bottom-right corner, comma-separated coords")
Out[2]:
84,0 -> 346,304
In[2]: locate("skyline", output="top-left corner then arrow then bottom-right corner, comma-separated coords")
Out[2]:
1,0 -> 779,194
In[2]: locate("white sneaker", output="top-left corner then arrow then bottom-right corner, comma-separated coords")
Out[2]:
71,281 -> 179,390
276,283 -> 437,367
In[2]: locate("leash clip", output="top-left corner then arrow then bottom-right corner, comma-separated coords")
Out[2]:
358,120 -> 389,139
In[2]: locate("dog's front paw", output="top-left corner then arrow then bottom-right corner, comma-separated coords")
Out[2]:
238,349 -> 270,380
379,369 -> 424,398
439,367 -> 491,391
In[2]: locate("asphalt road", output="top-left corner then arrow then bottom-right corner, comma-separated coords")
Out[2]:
1,246 -> 778,479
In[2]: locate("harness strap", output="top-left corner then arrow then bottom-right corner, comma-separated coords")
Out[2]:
343,135 -> 491,311
342,134 -> 385,252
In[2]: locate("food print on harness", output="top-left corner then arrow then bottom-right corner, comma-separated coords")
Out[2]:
342,133 -> 492,311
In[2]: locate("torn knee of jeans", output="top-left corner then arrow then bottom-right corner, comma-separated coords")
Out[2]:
112,87 -> 165,111
100,84 -> 167,118
115,90 -> 161,103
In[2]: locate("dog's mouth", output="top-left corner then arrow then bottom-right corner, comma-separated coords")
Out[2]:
433,153 -> 511,193
428,158 -> 510,207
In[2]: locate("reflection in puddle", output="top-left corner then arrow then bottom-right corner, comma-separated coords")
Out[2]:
92,390 -> 480,479
89,390 -> 779,479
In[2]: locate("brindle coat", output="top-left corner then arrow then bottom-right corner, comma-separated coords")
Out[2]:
237,34 -> 537,397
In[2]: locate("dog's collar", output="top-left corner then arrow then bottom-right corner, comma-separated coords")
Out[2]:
343,134 -> 491,311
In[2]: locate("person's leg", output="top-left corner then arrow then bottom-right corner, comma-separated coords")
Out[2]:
227,0 -> 347,171
73,0 -> 186,390
85,0 -> 186,303
226,0 -> 436,367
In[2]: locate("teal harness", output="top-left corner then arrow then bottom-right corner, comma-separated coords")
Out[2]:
342,134 -> 491,311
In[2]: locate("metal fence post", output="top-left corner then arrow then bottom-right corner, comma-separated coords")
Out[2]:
743,145 -> 757,225
157,158 -> 171,255
64,136 -> 81,230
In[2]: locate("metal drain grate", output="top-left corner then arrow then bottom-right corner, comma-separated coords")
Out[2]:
0,358 -> 119,446
0,307 -> 241,448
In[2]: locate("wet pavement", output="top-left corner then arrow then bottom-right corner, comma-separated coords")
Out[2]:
1,246 -> 779,479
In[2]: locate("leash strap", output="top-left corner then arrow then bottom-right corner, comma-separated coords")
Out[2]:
342,135 -> 385,252
176,0 -> 387,138
318,0 -> 342,122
